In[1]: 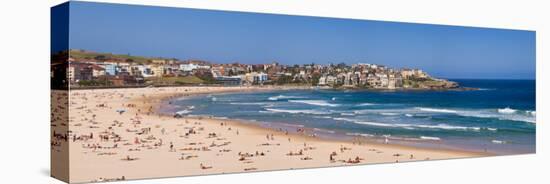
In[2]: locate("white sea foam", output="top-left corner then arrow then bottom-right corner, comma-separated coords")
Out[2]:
354,108 -> 418,116
356,103 -> 376,106
262,104 -> 275,108
353,109 -> 401,114
497,117 -> 536,124
315,116 -> 333,119
229,102 -> 271,105
265,108 -> 331,115
487,128 -> 498,131
213,116 -> 229,120
175,110 -> 192,115
355,121 -> 397,127
346,132 -> 374,137
313,128 -> 335,134
420,136 -> 441,141
333,117 -> 356,122
414,107 -> 536,124
289,100 -> 340,107
353,106 -> 535,124
334,117 -> 480,131
413,124 -> 480,131
457,109 -> 536,124
416,107 -> 457,113
268,95 -> 304,101
497,107 -> 517,114
335,118 -> 400,128
279,123 -> 305,128
492,140 -> 506,144
526,110 -> 536,116
340,113 -> 355,116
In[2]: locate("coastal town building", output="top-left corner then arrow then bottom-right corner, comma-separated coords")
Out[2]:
90,65 -> 105,78
318,76 -> 327,86
149,65 -> 164,77
104,64 -> 116,75
62,51 -> 452,89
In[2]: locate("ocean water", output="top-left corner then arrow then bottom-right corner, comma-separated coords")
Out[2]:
166,79 -> 536,155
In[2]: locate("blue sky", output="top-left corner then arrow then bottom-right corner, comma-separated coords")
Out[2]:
63,1 -> 536,79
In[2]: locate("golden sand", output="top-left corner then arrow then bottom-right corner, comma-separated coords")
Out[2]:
51,86 -> 487,183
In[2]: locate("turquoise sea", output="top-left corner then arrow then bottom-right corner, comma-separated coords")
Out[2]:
165,79 -> 536,155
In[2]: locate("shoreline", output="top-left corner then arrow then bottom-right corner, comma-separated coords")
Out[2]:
61,86 -> 489,183
149,87 -> 491,156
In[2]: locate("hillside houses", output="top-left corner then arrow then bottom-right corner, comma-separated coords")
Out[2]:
315,64 -> 411,89
60,50 -> 453,89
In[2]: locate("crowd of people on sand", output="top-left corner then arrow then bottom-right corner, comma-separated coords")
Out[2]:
346,156 -> 363,164
179,153 -> 198,160
51,92 -> 70,152
238,151 -> 266,161
327,151 -> 363,164
69,89 -> 256,173
52,87 -> 452,183
82,143 -> 119,150
258,142 -> 281,146
286,149 -> 304,156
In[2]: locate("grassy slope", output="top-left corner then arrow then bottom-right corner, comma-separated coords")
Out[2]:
69,49 -> 160,64
150,76 -> 205,85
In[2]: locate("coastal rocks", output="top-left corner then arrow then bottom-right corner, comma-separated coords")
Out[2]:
417,79 -> 459,89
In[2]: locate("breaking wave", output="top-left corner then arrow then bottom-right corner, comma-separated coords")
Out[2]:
415,107 -> 536,124
289,100 -> 340,107
356,103 -> 377,106
264,108 -> 331,115
346,132 -> 375,137
313,128 -> 336,134
175,110 -> 192,115
497,107 -> 517,114
334,117 -> 481,131
416,107 -> 458,113
268,95 -> 305,101
420,136 -> 441,141
229,102 -> 271,106
380,112 -> 400,116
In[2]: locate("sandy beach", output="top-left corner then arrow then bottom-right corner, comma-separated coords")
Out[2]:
51,86 -> 487,183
